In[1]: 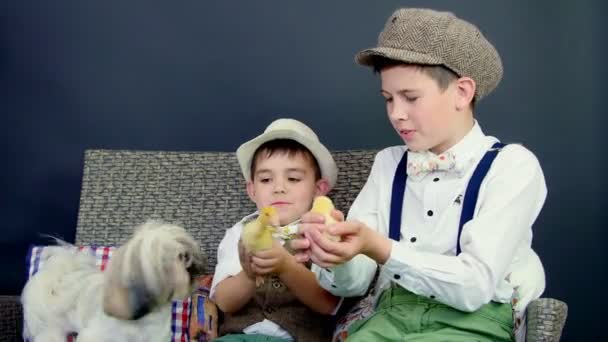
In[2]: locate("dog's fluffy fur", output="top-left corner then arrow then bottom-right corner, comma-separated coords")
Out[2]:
21,220 -> 205,342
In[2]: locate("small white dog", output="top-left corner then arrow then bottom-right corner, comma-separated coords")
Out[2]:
21,220 -> 205,342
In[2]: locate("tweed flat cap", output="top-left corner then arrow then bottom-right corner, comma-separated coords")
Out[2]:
356,8 -> 503,100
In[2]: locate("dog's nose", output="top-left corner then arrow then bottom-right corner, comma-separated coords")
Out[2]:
187,253 -> 206,278
187,263 -> 204,280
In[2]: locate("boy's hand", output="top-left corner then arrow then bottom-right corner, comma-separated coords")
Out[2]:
293,210 -> 390,268
307,220 -> 369,268
250,240 -> 292,275
290,209 -> 342,263
292,209 -> 362,267
238,239 -> 256,280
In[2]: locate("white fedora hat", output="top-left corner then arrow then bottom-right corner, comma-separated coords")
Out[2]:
236,118 -> 338,189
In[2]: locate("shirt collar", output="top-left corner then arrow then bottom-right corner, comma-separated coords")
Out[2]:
244,211 -> 300,240
442,120 -> 486,176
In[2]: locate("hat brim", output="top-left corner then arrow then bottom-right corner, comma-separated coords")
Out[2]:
355,47 -> 450,71
236,129 -> 338,189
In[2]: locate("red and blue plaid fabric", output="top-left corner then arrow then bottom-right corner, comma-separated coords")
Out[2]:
25,245 -> 191,342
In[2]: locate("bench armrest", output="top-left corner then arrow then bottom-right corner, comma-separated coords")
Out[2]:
0,295 -> 22,341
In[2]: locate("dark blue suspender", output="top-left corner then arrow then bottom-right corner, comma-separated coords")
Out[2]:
389,151 -> 409,241
456,142 -> 506,254
388,142 -> 506,254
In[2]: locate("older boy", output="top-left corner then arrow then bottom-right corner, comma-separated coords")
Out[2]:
293,8 -> 546,341
211,118 -> 340,341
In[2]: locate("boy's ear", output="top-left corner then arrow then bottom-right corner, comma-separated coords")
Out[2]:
246,181 -> 256,202
454,76 -> 476,111
315,178 -> 330,196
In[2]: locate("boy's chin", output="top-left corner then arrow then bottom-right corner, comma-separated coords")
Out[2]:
405,142 -> 429,153
279,218 -> 297,226
278,212 -> 299,226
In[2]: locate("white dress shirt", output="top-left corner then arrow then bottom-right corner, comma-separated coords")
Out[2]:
211,212 -> 257,300
317,122 -> 547,317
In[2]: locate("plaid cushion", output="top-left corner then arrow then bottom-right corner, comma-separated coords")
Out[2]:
188,275 -> 219,341
332,294 -> 375,342
25,245 -> 191,342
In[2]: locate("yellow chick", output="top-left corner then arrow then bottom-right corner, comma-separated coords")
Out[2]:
241,206 -> 280,286
311,196 -> 341,242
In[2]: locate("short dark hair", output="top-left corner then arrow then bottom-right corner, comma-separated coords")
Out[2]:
372,56 -> 458,90
371,56 -> 476,107
250,139 -> 322,181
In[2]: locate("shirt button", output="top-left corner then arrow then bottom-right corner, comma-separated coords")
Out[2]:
325,268 -> 332,273
433,177 -> 440,182
331,284 -> 337,288
427,210 -> 434,216
410,237 -> 417,243
394,274 -> 401,280
430,295 -> 436,299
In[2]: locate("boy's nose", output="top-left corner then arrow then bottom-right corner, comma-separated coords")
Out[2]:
390,110 -> 409,121
389,101 -> 409,121
273,181 -> 286,193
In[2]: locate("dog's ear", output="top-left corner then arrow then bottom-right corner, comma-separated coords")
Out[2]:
102,245 -> 156,320
104,283 -> 155,320
102,246 -> 132,319
103,285 -> 156,320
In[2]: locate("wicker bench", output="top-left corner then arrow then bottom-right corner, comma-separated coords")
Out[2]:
0,149 -> 567,341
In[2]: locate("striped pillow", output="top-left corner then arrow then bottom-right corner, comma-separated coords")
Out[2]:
25,245 -> 191,342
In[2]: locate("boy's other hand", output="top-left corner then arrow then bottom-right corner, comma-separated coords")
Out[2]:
238,239 -> 256,279
250,240 -> 292,275
307,220 -> 392,267
290,211 -> 324,263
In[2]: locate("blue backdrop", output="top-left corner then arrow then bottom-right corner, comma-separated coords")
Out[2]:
1,1 -> 605,340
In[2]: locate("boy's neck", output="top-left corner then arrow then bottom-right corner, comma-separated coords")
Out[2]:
280,218 -> 301,227
430,114 -> 475,154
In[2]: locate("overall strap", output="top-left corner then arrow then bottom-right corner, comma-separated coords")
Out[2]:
389,150 -> 408,241
457,142 -> 506,254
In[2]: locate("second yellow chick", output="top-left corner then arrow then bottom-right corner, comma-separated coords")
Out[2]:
311,196 -> 341,242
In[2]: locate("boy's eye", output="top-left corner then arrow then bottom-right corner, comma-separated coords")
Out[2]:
405,96 -> 418,102
259,178 -> 271,183
384,97 -> 393,103
288,177 -> 301,182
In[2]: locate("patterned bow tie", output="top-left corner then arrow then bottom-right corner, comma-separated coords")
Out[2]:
273,223 -> 299,242
406,150 -> 460,181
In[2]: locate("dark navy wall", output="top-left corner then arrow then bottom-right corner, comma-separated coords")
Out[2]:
1,1 -> 605,340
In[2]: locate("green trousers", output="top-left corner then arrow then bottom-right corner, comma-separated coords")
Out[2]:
347,286 -> 514,342
214,334 -> 291,342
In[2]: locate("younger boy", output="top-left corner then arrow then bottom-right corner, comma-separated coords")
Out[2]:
211,118 -> 341,341
293,8 -> 546,342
